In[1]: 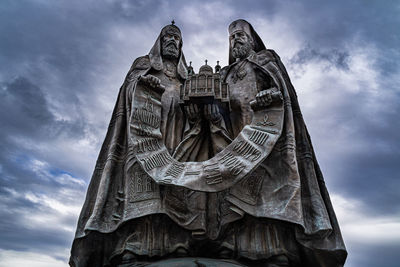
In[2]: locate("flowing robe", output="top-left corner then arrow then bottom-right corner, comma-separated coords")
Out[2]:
215,49 -> 347,266
69,49 -> 207,265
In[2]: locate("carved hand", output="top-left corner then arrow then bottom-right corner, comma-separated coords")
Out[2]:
255,89 -> 273,107
250,87 -> 282,110
185,104 -> 201,124
204,104 -> 222,124
140,74 -> 162,89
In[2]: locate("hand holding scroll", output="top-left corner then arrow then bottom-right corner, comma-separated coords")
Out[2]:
140,75 -> 165,93
250,87 -> 283,110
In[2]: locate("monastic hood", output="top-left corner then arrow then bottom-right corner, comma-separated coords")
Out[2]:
148,24 -> 188,80
228,19 -> 266,64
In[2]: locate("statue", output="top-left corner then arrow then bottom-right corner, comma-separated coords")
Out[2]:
70,20 -> 347,267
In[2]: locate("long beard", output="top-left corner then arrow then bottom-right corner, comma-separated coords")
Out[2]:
232,42 -> 253,59
162,42 -> 179,59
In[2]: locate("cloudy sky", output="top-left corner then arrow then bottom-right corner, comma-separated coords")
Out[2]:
1,0 -> 399,266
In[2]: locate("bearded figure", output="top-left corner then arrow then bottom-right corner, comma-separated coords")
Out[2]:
69,23 -> 208,267
206,19 -> 347,266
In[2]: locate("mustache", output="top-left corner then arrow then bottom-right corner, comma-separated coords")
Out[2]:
233,40 -> 244,47
164,40 -> 178,49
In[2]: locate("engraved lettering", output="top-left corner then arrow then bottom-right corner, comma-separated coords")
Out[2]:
230,163 -> 245,176
132,108 -> 161,128
140,151 -> 172,171
219,152 -> 246,176
143,92 -> 154,112
249,130 -> 269,145
233,140 -> 262,161
137,138 -> 161,153
165,163 -> 185,178
204,163 -> 222,185
135,123 -> 153,136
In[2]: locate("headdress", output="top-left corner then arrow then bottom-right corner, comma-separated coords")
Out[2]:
148,23 -> 188,79
228,19 -> 266,64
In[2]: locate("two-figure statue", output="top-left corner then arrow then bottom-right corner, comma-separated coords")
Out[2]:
70,20 -> 347,267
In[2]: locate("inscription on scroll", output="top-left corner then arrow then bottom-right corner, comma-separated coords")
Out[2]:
133,123 -> 154,137
219,152 -> 245,176
233,140 -> 261,161
132,108 -> 161,128
249,130 -> 269,145
165,162 -> 185,178
140,151 -> 172,171
137,138 -> 161,153
204,163 -> 222,185
129,63 -> 284,192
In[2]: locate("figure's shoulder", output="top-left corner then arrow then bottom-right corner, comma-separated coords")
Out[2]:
131,55 -> 151,70
220,65 -> 230,79
126,56 -> 150,83
253,49 -> 279,66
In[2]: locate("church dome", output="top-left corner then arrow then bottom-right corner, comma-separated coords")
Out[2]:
199,60 -> 213,75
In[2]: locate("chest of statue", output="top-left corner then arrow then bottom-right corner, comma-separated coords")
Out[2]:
226,60 -> 259,107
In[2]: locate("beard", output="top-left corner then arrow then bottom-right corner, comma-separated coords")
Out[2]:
162,41 -> 180,59
232,42 -> 253,59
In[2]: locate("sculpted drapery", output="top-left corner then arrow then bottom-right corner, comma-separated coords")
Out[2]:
70,21 -> 347,267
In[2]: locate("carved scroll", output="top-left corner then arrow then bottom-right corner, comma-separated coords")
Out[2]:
130,76 -> 284,192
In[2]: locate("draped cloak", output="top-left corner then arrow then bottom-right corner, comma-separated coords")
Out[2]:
220,49 -> 347,266
69,30 -> 197,266
70,26 -> 347,267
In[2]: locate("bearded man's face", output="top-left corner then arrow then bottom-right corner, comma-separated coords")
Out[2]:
230,31 -> 254,59
162,32 -> 181,59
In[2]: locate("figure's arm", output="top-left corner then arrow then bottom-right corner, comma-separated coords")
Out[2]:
138,74 -> 165,94
250,87 -> 283,110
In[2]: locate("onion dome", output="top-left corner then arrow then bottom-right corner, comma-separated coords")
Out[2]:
199,59 -> 213,75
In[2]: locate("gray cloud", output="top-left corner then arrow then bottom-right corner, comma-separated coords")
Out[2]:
286,44 -> 400,215
289,45 -> 350,70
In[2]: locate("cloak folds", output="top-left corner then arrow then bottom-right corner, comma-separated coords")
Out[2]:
70,27 -> 192,266
223,19 -> 346,265
222,49 -> 347,266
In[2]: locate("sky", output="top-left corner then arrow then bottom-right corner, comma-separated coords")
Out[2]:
0,0 -> 399,266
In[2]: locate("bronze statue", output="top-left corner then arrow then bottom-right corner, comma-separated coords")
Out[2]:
70,20 -> 347,267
